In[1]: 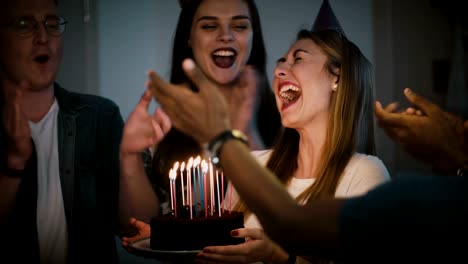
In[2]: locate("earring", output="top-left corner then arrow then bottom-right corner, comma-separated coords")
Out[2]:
332,84 -> 338,91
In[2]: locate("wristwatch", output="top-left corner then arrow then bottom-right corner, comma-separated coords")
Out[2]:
207,129 -> 248,168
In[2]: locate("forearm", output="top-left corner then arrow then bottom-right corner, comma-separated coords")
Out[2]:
433,145 -> 468,175
218,140 -> 344,257
119,152 -> 159,232
0,174 -> 21,226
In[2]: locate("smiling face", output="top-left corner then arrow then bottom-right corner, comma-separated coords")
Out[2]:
189,0 -> 253,86
273,37 -> 338,129
0,0 -> 63,91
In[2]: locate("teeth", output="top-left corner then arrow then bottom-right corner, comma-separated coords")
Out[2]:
213,50 -> 234,56
279,84 -> 300,93
281,93 -> 293,100
279,84 -> 301,101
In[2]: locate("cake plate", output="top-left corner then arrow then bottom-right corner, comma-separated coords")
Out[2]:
128,238 -> 200,263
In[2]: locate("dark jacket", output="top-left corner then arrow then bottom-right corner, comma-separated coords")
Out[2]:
1,83 -> 124,263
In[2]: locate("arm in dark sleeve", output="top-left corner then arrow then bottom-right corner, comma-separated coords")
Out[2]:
339,175 -> 468,262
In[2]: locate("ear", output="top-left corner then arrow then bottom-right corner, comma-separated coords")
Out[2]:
332,82 -> 338,92
188,38 -> 192,48
330,75 -> 339,92
331,67 -> 340,92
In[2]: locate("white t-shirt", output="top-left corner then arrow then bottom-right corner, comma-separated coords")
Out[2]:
228,149 -> 391,229
29,99 -> 68,264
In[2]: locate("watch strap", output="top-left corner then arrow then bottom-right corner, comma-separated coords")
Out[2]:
207,130 -> 248,168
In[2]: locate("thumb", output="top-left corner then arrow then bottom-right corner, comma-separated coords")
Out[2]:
403,88 -> 439,117
232,228 -> 264,239
138,88 -> 152,110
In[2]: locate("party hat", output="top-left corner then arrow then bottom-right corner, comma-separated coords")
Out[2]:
311,0 -> 346,37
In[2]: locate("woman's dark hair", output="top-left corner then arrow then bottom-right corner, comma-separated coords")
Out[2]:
152,0 -> 281,201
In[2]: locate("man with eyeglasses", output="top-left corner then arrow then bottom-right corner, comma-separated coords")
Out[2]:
0,0 -> 159,263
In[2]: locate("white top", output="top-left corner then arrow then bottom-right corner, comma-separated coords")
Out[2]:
29,99 -> 68,264
228,149 -> 391,230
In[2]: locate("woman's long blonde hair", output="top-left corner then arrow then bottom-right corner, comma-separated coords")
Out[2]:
235,29 -> 376,214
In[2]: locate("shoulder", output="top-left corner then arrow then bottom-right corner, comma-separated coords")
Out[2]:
336,153 -> 391,197
250,149 -> 272,166
347,153 -> 389,174
55,83 -> 120,113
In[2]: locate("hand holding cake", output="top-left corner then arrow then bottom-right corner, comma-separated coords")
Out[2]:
197,227 -> 288,263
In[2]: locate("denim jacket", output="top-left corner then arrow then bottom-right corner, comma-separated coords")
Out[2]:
1,83 -> 124,263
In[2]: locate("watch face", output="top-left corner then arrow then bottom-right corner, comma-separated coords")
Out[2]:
232,130 -> 248,142
211,156 -> 220,165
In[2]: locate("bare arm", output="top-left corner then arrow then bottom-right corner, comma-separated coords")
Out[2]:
148,58 -> 345,257
0,175 -> 21,226
118,89 -> 171,234
219,139 -> 344,257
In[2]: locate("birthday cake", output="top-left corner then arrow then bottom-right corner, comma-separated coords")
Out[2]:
150,207 -> 244,251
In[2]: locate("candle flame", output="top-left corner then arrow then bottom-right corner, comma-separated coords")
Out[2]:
180,161 -> 185,172
194,155 -> 201,167
169,168 -> 177,180
173,161 -> 179,171
187,157 -> 194,170
201,159 -> 208,173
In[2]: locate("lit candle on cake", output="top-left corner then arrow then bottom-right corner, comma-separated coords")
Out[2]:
216,169 -> 221,217
168,168 -> 174,214
194,156 -> 201,216
180,161 -> 185,206
172,162 -> 179,218
170,168 -> 179,217
221,172 -> 225,214
187,157 -> 193,219
209,159 -> 214,216
229,180 -> 233,213
201,159 -> 208,218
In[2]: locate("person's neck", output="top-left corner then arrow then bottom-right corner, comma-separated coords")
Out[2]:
21,85 -> 55,123
296,121 -> 327,179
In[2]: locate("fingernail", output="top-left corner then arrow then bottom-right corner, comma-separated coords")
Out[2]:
183,59 -> 195,70
405,88 -> 412,94
203,248 -> 211,253
231,230 -> 239,236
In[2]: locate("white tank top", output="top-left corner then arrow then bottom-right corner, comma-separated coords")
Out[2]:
29,99 -> 68,264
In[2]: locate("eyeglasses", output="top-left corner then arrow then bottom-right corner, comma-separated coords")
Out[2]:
1,15 -> 68,37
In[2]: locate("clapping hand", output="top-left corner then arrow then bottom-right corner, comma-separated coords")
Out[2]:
222,65 -> 263,149
148,58 -> 231,144
375,88 -> 468,173
120,88 -> 171,156
1,79 -> 32,170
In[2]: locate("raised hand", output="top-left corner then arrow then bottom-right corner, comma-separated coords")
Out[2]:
1,80 -> 32,170
120,88 -> 171,155
148,59 -> 231,144
375,88 -> 468,173
222,66 -> 258,133
196,228 -> 287,264
121,218 -> 151,250
223,65 -> 264,149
